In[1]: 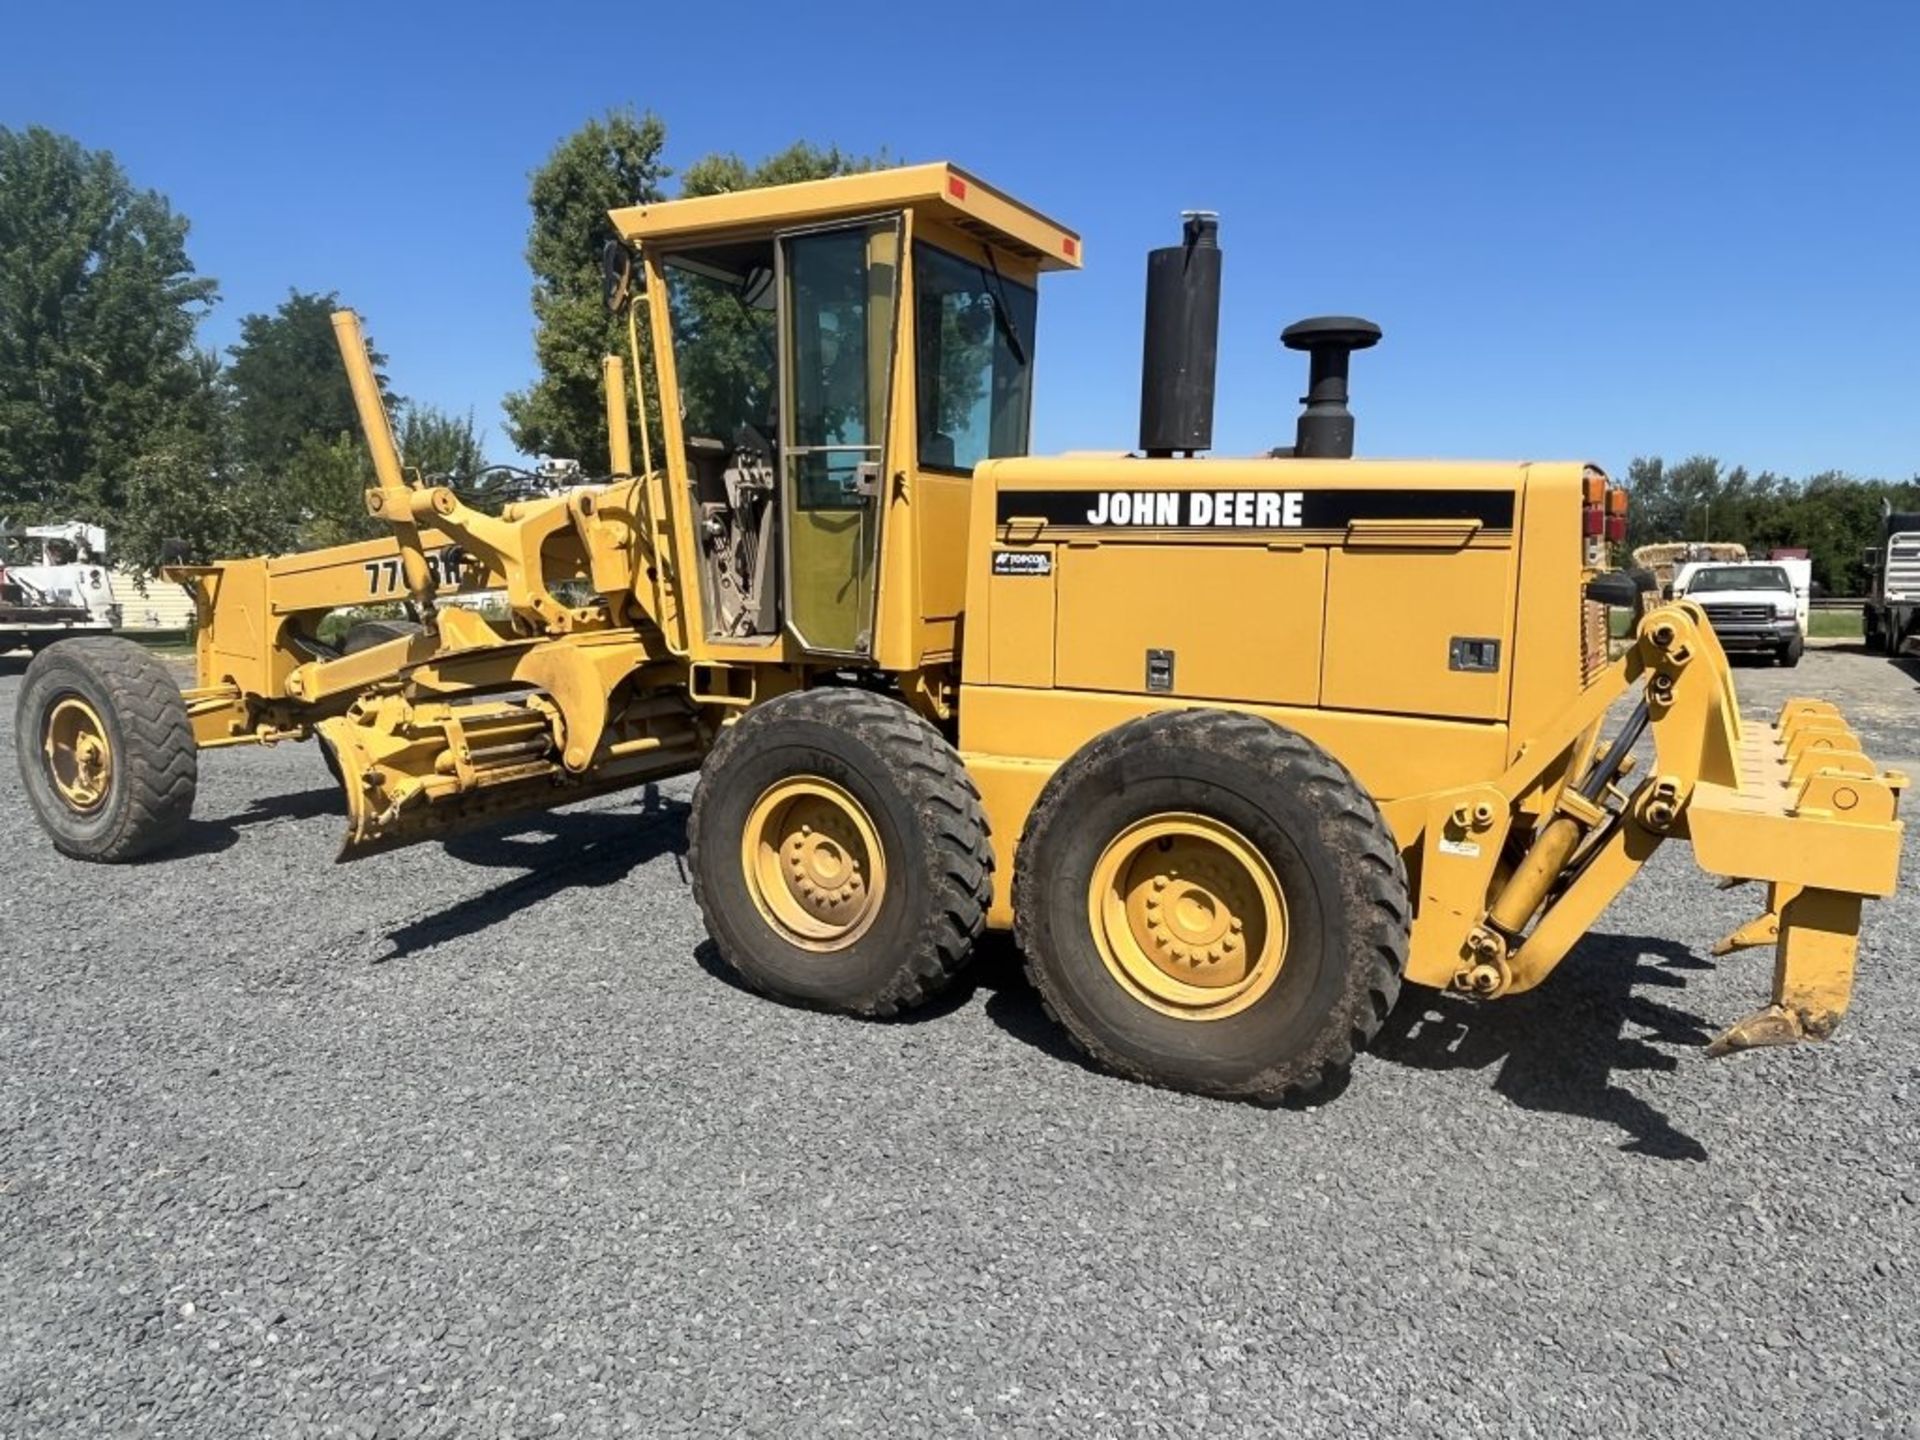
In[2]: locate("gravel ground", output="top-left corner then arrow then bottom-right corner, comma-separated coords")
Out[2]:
1,644 -> 1916,1437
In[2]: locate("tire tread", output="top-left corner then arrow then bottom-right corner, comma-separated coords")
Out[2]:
688,688 -> 991,1016
1013,708 -> 1408,1104
16,638 -> 197,861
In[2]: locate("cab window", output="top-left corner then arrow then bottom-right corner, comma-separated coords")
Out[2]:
662,245 -> 779,448
913,243 -> 1036,472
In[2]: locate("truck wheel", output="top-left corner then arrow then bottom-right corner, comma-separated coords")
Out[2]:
1013,710 -> 1408,1104
15,638 -> 197,861
1779,635 -> 1804,667
688,689 -> 991,1016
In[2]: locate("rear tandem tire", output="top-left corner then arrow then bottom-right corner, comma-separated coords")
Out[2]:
687,688 -> 992,1017
14,637 -> 197,861
1013,710 -> 1409,1105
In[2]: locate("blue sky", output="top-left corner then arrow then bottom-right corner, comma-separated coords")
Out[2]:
7,1 -> 1916,480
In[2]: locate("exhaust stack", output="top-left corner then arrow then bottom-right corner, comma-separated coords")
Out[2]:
1138,211 -> 1222,457
1281,316 -> 1382,459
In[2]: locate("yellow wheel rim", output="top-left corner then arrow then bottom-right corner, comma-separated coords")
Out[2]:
742,776 -> 888,951
44,695 -> 114,813
1088,813 -> 1288,1021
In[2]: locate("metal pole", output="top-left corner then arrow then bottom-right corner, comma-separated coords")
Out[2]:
330,310 -> 435,616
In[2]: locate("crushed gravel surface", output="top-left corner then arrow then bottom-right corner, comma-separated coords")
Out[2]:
2,645 -> 1917,1437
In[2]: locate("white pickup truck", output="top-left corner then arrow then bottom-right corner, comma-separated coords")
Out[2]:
1672,559 -> 1808,666
0,521 -> 121,654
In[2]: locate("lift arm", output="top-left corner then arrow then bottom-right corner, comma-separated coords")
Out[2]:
1416,602 -> 1905,1053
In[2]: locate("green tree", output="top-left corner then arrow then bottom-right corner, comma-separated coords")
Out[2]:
506,120 -> 883,473
224,291 -> 424,547
281,404 -> 487,550
226,289 -> 394,478
1625,454 -> 1920,592
503,110 -> 670,471
116,351 -> 294,568
399,405 -> 485,482
283,433 -> 378,550
676,140 -> 880,198
0,125 -> 217,519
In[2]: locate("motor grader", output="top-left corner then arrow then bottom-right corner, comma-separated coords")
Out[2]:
13,164 -> 1906,1103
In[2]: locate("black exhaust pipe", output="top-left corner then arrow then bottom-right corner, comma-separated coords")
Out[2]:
1138,211 -> 1222,457
1281,316 -> 1382,459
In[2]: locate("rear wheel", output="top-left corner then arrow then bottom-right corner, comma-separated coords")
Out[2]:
688,689 -> 991,1016
1014,710 -> 1408,1104
15,638 -> 197,861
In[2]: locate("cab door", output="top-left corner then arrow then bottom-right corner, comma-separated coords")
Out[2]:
776,217 -> 901,657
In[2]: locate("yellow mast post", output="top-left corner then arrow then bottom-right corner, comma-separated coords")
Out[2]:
330,309 -> 437,623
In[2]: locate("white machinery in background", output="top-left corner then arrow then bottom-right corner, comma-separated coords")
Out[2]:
0,520 -> 120,653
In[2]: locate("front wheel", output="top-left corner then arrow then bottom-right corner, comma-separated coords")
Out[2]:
15,638 -> 197,861
1779,635 -> 1804,667
687,689 -> 992,1017
1014,710 -> 1409,1104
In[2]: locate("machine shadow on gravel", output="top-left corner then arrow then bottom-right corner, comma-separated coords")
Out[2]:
1370,933 -> 1713,1160
906,931 -> 1715,1144
693,934 -> 991,1027
168,785 -> 345,858
377,786 -> 686,963
971,936 -> 1361,1107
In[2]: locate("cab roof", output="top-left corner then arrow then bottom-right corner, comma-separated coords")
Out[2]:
608,162 -> 1083,272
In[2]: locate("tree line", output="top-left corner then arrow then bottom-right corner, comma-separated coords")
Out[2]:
5,119 -> 1910,585
0,115 -> 871,570
1624,456 -> 1918,595
0,127 -> 486,569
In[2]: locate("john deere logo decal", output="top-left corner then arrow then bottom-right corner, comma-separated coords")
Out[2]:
996,487 -> 1516,531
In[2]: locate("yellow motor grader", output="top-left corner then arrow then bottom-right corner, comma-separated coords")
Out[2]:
13,165 -> 1905,1102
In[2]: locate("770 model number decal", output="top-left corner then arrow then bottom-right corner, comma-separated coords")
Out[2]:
364,545 -> 467,595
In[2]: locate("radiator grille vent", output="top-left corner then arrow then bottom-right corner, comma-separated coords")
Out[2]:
1581,598 -> 1611,685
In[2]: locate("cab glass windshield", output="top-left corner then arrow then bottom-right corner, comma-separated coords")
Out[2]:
1688,565 -> 1791,593
913,243 -> 1036,472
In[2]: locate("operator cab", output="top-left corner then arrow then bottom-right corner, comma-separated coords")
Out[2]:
609,165 -> 1078,662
